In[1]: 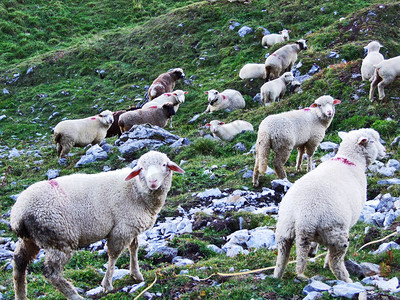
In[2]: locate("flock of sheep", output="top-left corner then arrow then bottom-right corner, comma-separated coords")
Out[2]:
9,25 -> 399,299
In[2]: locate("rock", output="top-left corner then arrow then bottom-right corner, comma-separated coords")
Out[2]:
372,241 -> 400,254
229,21 -> 241,30
122,282 -> 146,293
345,260 -> 364,278
207,244 -> 224,254
271,178 -> 292,193
9,148 -> 22,158
319,142 -> 338,151
303,280 -> 331,295
375,277 -> 399,292
329,51 -> 340,58
383,209 -> 398,228
246,228 -> 276,250
303,291 -> 323,300
111,269 -> 130,281
233,143 -> 247,152
170,137 -> 190,149
331,281 -> 365,298
252,93 -> 262,103
257,27 -> 270,35
238,26 -> 253,37
308,64 -> 320,75
360,262 -> 380,276
197,188 -> 222,199
85,286 -> 104,296
378,178 -> 400,185
387,159 -> 400,171
45,169 -> 59,180
145,245 -> 178,259
172,256 -> 194,267
242,170 -> 253,179
0,115 -> 6,121
224,244 -> 249,257
58,158 -> 67,166
189,114 -> 201,123
377,166 -> 396,177
3,88 -> 10,95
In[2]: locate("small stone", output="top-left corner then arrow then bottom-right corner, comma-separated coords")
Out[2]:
45,169 -> 59,180
238,26 -> 253,37
85,286 -> 104,296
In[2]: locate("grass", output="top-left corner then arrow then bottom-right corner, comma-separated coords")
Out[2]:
1,0 -> 400,299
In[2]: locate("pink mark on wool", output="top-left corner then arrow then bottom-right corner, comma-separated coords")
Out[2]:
49,180 -> 67,196
302,108 -> 311,112
222,95 -> 227,100
330,157 -> 356,166
90,117 -> 97,120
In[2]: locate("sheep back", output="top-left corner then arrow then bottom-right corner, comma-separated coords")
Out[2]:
208,120 -> 253,141
205,89 -> 245,113
239,64 -> 266,79
148,68 -> 185,100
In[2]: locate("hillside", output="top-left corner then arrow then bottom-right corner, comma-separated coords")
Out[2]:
1,0 -> 400,299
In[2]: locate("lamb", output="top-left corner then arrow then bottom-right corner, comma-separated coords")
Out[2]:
260,72 -> 294,104
203,89 -> 246,113
53,110 -> 114,159
10,151 -> 185,300
206,120 -> 254,141
252,95 -> 340,186
118,102 -> 176,133
106,107 -> 139,138
148,68 -> 185,100
369,55 -> 400,101
239,63 -> 266,80
261,29 -> 290,48
273,128 -> 386,282
361,41 -> 384,81
265,39 -> 308,81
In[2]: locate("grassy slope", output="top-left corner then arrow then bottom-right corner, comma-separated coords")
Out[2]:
1,0 -> 400,299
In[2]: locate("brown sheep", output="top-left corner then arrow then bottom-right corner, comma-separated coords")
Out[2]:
148,68 -> 185,100
106,106 -> 139,138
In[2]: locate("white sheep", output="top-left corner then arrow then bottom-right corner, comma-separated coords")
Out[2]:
361,41 -> 384,81
206,120 -> 254,141
10,151 -> 185,300
273,128 -> 386,282
369,55 -> 400,101
261,29 -> 290,48
203,89 -> 246,113
252,95 -> 341,186
239,63 -> 266,80
53,110 -> 114,159
260,72 -> 294,105
265,39 -> 308,81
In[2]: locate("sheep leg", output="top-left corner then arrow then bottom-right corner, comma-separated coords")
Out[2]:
273,147 -> 291,179
129,237 -> 144,282
253,137 -> 271,187
43,248 -> 83,300
308,242 -> 318,257
13,239 -> 40,300
369,72 -> 381,102
273,237 -> 294,278
305,144 -> 317,172
102,236 -> 128,292
295,234 -> 313,280
377,78 -> 391,100
327,234 -> 352,283
296,146 -> 305,171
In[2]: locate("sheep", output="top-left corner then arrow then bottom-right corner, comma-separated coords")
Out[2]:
239,63 -> 266,80
265,39 -> 308,81
206,120 -> 254,141
10,151 -> 185,300
252,95 -> 341,186
289,80 -> 301,94
106,107 -> 139,138
148,68 -> 185,100
273,128 -> 386,282
260,72 -> 294,104
203,89 -> 246,113
53,110 -> 114,159
261,29 -> 290,48
361,41 -> 384,81
118,102 -> 176,133
369,55 -> 400,101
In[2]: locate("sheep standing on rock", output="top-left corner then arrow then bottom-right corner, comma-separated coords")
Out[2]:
206,120 -> 254,141
261,29 -> 290,48
203,89 -> 245,113
253,95 -> 340,186
369,55 -> 400,101
239,63 -> 266,80
53,110 -> 114,159
273,128 -> 386,282
148,68 -> 185,100
10,151 -> 185,300
260,72 -> 294,104
361,41 -> 384,81
106,107 -> 139,138
119,102 -> 176,133
265,39 -> 308,81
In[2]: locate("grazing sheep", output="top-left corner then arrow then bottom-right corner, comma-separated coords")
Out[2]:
54,110 -> 114,159
239,63 -> 266,80
206,120 -> 254,141
260,72 -> 294,104
203,89 -> 245,113
106,107 -> 139,138
265,39 -> 308,81
369,55 -> 400,101
10,151 -> 185,300
273,128 -> 386,282
289,80 -> 302,94
361,41 -> 384,81
252,95 -> 341,186
261,29 -> 290,48
148,68 -> 185,100
118,102 -> 176,133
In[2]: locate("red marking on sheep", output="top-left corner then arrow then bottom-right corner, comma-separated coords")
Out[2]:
330,157 -> 356,166
90,117 -> 97,120
49,180 -> 67,196
302,108 -> 311,111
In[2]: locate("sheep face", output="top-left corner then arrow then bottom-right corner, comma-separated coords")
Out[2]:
98,110 -> 114,125
125,151 -> 184,190
205,90 -> 221,105
364,41 -> 383,53
310,95 -> 341,119
280,29 -> 290,40
173,90 -> 188,103
163,103 -> 176,116
282,72 -> 294,84
208,120 -> 224,134
296,39 -> 308,50
170,68 -> 185,79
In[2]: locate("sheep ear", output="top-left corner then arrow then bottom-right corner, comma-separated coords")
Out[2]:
222,95 -> 226,100
167,162 -> 185,174
357,137 -> 369,145
125,167 -> 142,181
219,122 -> 225,125
184,91 -> 188,94
205,123 -> 210,127
310,103 -> 318,108
288,30 -> 291,32
279,31 -> 282,33
333,99 -> 341,105
338,131 -> 347,140
205,91 -> 209,94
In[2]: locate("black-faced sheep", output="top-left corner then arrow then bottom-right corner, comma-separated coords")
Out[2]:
106,107 -> 139,138
10,151 -> 185,299
369,55 -> 400,101
53,110 -> 114,159
206,120 -> 254,141
273,128 -> 386,282
260,72 -> 294,104
148,68 -> 185,100
118,102 -> 176,133
261,29 -> 290,48
265,39 -> 308,81
203,89 -> 245,113
252,95 -> 341,186
361,41 -> 384,81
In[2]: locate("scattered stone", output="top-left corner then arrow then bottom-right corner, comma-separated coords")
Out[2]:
319,142 -> 338,151
233,142 -> 247,152
85,286 -> 104,296
377,178 -> 400,185
45,169 -> 60,180
345,260 -> 364,278
252,93 -> 262,104
229,21 -> 241,30
331,281 -> 366,298
372,241 -> 400,254
303,280 -> 331,295
360,262 -> 380,276
123,282 -> 146,294
238,26 -> 253,37
3,88 -> 10,95
271,178 -> 292,193
0,115 -> 6,121
172,257 -> 194,267
197,188 -> 223,199
207,244 -> 224,254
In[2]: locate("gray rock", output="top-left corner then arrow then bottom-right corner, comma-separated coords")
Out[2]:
246,228 -> 276,250
377,166 -> 396,177
58,158 -> 67,166
111,269 -> 130,281
303,280 -> 331,295
233,143 -> 247,152
372,241 -> 400,254
224,244 -> 249,257
345,260 -> 364,278
170,137 -> 190,148
258,27 -> 270,35
3,88 -> 10,94
85,286 -> 104,296
172,256 -> 194,267
9,148 -> 22,158
145,245 -> 178,259
375,277 -> 399,292
271,178 -> 292,193
238,26 -> 253,37
378,178 -> 400,185
101,143 -> 113,153
331,281 -> 365,298
360,262 -> 380,276
387,159 -> 400,171
207,244 -> 224,254
226,229 -> 249,245
0,115 -> 6,121
319,142 -> 338,151
308,64 -> 320,75
189,114 -> 201,123
197,188 -> 222,199
242,170 -> 253,179
383,209 -> 398,227
75,154 -> 97,167
329,51 -> 340,58
252,93 -> 262,103
45,169 -> 59,180
303,291 -> 323,300
229,21 -> 241,30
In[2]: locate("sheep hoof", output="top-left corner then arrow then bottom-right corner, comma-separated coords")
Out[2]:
131,273 -> 144,283
296,274 -> 309,281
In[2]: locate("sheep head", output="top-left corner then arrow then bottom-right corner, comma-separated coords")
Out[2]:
98,110 -> 114,125
310,95 -> 341,119
364,41 -> 383,53
170,68 -> 185,80
205,90 -> 222,105
208,120 -> 225,134
125,151 -> 184,190
280,29 -> 290,40
295,39 -> 308,50
281,72 -> 294,84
